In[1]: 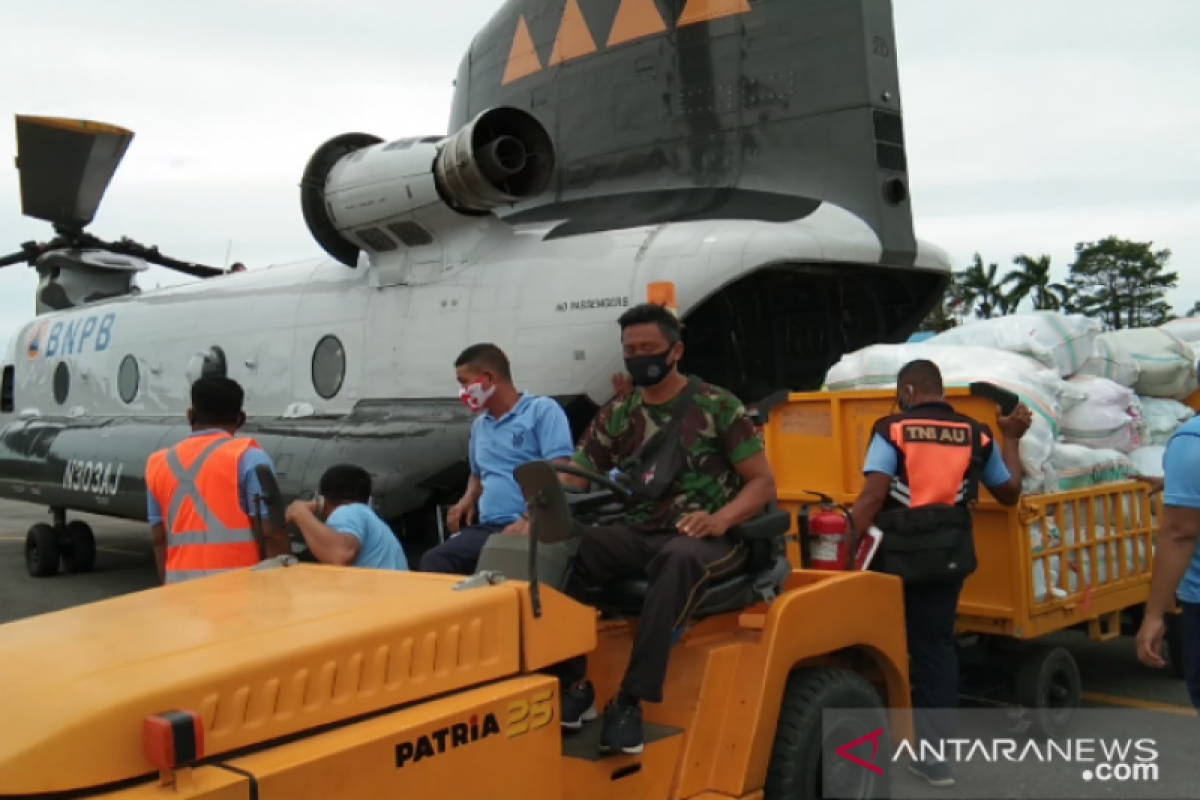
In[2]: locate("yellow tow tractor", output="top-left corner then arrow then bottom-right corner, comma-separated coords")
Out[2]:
0,460 -> 911,799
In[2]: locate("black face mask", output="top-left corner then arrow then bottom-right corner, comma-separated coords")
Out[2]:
625,349 -> 676,387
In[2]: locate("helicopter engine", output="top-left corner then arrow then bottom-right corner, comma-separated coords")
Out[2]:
299,107 -> 556,268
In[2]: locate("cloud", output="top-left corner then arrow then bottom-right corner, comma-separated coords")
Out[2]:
896,0 -> 1200,307
1,0 -> 1197,352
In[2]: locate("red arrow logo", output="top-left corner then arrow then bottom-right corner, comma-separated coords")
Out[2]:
835,728 -> 884,775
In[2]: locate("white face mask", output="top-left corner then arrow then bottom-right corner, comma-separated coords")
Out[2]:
458,379 -> 496,413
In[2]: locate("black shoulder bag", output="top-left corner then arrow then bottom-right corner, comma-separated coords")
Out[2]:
616,376 -> 701,501
875,423 -> 987,584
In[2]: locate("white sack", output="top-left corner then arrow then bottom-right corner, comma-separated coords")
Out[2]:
929,312 -> 1100,377
1161,317 -> 1200,347
1030,497 -> 1151,603
1096,329 -> 1198,400
1128,445 -> 1167,478
826,343 -> 1077,419
1061,376 -> 1145,453
1074,335 -> 1141,388
1019,417 -> 1058,496
1138,398 -> 1194,445
1048,444 -> 1132,492
825,343 -> 1074,494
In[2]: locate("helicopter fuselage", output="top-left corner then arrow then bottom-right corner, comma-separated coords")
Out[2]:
0,0 -> 953,565
0,208 -> 948,556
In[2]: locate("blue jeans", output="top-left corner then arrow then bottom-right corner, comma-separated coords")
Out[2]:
418,523 -> 505,574
1181,602 -> 1200,713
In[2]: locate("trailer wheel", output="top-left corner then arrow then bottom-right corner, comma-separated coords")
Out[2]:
764,666 -> 890,800
25,523 -> 60,577
60,521 -> 96,574
1013,646 -> 1081,737
1163,613 -> 1186,680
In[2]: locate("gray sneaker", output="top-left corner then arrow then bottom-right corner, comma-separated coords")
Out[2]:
560,680 -> 598,729
909,759 -> 955,788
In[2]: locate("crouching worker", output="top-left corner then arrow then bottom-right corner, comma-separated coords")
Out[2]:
285,465 -> 409,570
849,359 -> 1030,788
550,303 -> 777,754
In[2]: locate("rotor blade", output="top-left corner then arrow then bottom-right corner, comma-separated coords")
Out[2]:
0,240 -> 54,269
14,115 -> 134,230
103,237 -> 225,278
0,251 -> 28,268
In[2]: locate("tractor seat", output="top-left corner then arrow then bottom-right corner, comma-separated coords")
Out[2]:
580,507 -> 792,621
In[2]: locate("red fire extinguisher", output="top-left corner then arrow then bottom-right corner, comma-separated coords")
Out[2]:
798,492 -> 858,571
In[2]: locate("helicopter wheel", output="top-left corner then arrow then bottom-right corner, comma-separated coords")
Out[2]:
25,523 -> 61,578
60,520 -> 97,574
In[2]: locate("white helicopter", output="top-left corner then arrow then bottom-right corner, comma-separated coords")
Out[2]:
0,0 -> 951,577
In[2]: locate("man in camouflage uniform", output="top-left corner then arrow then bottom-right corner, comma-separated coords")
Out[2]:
554,302 -> 777,755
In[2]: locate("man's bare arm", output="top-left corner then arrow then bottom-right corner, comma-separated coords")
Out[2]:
559,470 -> 590,490
712,451 -> 777,530
260,519 -> 293,559
151,523 -> 167,584
287,504 -> 362,566
1132,475 -> 1165,495
850,473 -> 892,536
990,437 -> 1024,506
1146,505 -> 1200,621
460,474 -> 484,505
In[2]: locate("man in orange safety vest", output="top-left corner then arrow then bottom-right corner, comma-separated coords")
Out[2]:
145,376 -> 291,584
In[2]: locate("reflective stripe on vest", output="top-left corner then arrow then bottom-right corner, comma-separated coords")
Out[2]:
150,433 -> 261,584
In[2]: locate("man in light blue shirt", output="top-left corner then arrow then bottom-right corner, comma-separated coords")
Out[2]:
1135,415 -> 1200,712
418,343 -> 575,574
285,464 -> 408,570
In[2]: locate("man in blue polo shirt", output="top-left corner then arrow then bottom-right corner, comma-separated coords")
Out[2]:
1135,415 -> 1200,713
418,343 -> 575,574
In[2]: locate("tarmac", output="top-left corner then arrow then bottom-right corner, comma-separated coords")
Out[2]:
0,499 -> 1195,797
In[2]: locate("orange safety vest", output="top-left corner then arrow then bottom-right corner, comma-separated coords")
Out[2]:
145,431 -> 262,584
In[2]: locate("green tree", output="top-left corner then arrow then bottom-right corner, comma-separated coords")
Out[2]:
959,253 -> 1012,319
1185,300 -> 1200,318
1003,254 -> 1071,311
1065,237 -> 1177,329
919,271 -> 967,332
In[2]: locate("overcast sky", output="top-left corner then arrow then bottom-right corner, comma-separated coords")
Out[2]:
2,0 -> 1197,350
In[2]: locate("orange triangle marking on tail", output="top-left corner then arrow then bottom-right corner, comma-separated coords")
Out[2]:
608,0 -> 667,46
677,0 -> 751,27
502,16 -> 542,85
549,0 -> 598,66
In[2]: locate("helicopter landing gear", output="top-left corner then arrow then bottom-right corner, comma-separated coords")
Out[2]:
25,508 -> 96,578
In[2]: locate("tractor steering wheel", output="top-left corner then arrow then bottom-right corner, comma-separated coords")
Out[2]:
553,462 -> 634,511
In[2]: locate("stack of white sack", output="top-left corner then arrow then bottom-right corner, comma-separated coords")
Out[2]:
1061,376 -> 1146,453
1138,397 -> 1194,445
1160,317 -> 1200,352
1095,328 -> 1198,401
825,343 -> 1084,495
929,311 -> 1100,377
1029,494 -> 1152,604
1129,445 -> 1167,478
1048,444 -> 1132,493
1074,333 -> 1141,387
